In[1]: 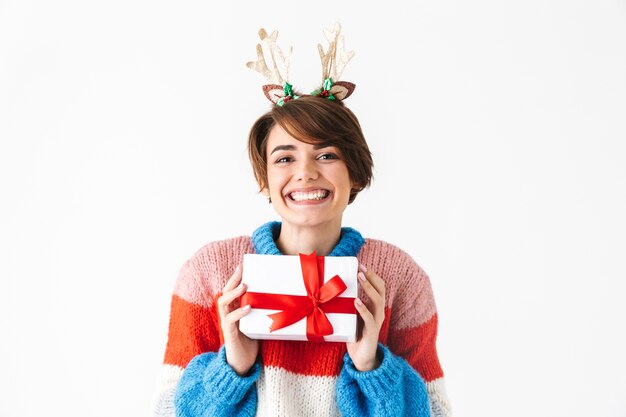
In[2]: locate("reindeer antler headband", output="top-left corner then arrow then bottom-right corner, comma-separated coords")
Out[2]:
246,23 -> 356,106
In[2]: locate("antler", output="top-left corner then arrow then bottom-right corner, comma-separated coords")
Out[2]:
246,29 -> 292,85
317,22 -> 355,82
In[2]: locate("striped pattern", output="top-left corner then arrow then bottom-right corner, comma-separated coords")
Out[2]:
256,367 -> 342,417
153,235 -> 451,416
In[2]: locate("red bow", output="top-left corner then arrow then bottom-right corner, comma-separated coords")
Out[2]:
241,252 -> 356,341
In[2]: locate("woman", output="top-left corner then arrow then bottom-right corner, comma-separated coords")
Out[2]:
153,26 -> 451,417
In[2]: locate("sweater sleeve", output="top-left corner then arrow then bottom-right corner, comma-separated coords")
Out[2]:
385,255 -> 452,417
153,240 -> 255,416
174,345 -> 260,417
336,343 -> 430,417
356,241 -> 452,417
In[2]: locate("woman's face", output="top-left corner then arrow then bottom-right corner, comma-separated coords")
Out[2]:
263,124 -> 354,229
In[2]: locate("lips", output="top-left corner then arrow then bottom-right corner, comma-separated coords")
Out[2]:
287,189 -> 331,202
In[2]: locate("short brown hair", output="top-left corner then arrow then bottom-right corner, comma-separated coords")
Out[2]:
248,96 -> 373,204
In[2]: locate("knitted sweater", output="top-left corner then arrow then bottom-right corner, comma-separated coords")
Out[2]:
153,222 -> 451,417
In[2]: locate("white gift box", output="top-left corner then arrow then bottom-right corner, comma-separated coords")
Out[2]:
239,253 -> 358,342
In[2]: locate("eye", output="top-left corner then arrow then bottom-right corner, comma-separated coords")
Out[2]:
317,153 -> 339,161
275,155 -> 293,164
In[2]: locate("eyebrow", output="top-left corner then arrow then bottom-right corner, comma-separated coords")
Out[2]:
270,144 -> 331,155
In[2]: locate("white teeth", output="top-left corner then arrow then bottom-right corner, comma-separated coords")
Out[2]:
289,190 -> 329,201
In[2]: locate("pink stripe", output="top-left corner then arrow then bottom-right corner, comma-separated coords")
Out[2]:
357,238 -> 437,329
173,236 -> 255,307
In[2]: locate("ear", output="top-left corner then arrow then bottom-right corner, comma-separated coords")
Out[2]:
260,186 -> 270,197
329,81 -> 356,101
262,84 -> 286,104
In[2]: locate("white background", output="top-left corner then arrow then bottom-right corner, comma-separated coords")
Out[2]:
1,1 -> 625,416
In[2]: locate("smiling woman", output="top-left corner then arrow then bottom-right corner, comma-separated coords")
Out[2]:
153,24 -> 451,417
248,95 -> 373,206
248,96 -> 373,256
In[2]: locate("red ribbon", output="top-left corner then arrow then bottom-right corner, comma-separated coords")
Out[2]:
240,252 -> 356,341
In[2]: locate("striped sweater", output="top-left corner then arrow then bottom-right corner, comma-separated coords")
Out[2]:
153,222 -> 451,416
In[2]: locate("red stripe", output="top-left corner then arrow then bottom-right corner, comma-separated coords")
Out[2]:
261,339 -> 348,376
387,314 -> 444,382
261,308 -> 392,376
164,296 -> 442,382
163,295 -> 221,367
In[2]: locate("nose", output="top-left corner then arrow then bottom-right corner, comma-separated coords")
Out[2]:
296,158 -> 319,182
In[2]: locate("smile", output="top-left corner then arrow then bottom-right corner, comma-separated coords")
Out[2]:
288,189 -> 330,202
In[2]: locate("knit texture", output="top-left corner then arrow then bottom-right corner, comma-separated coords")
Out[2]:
175,346 -> 260,417
153,222 -> 451,417
251,221 -> 366,257
337,344 -> 430,417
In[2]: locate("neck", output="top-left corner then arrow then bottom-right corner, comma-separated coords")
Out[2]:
276,218 -> 342,256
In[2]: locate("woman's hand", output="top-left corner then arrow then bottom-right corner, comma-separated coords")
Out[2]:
346,264 -> 386,372
217,264 -> 259,376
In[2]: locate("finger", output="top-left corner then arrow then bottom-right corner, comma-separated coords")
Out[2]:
354,298 -> 376,329
225,304 -> 252,325
218,283 -> 246,313
358,273 -> 386,322
358,272 -> 384,304
361,268 -> 386,298
222,264 -> 243,292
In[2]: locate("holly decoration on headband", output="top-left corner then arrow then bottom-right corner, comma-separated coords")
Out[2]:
311,78 -> 336,100
278,82 -> 300,106
309,77 -> 356,102
247,23 -> 356,106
